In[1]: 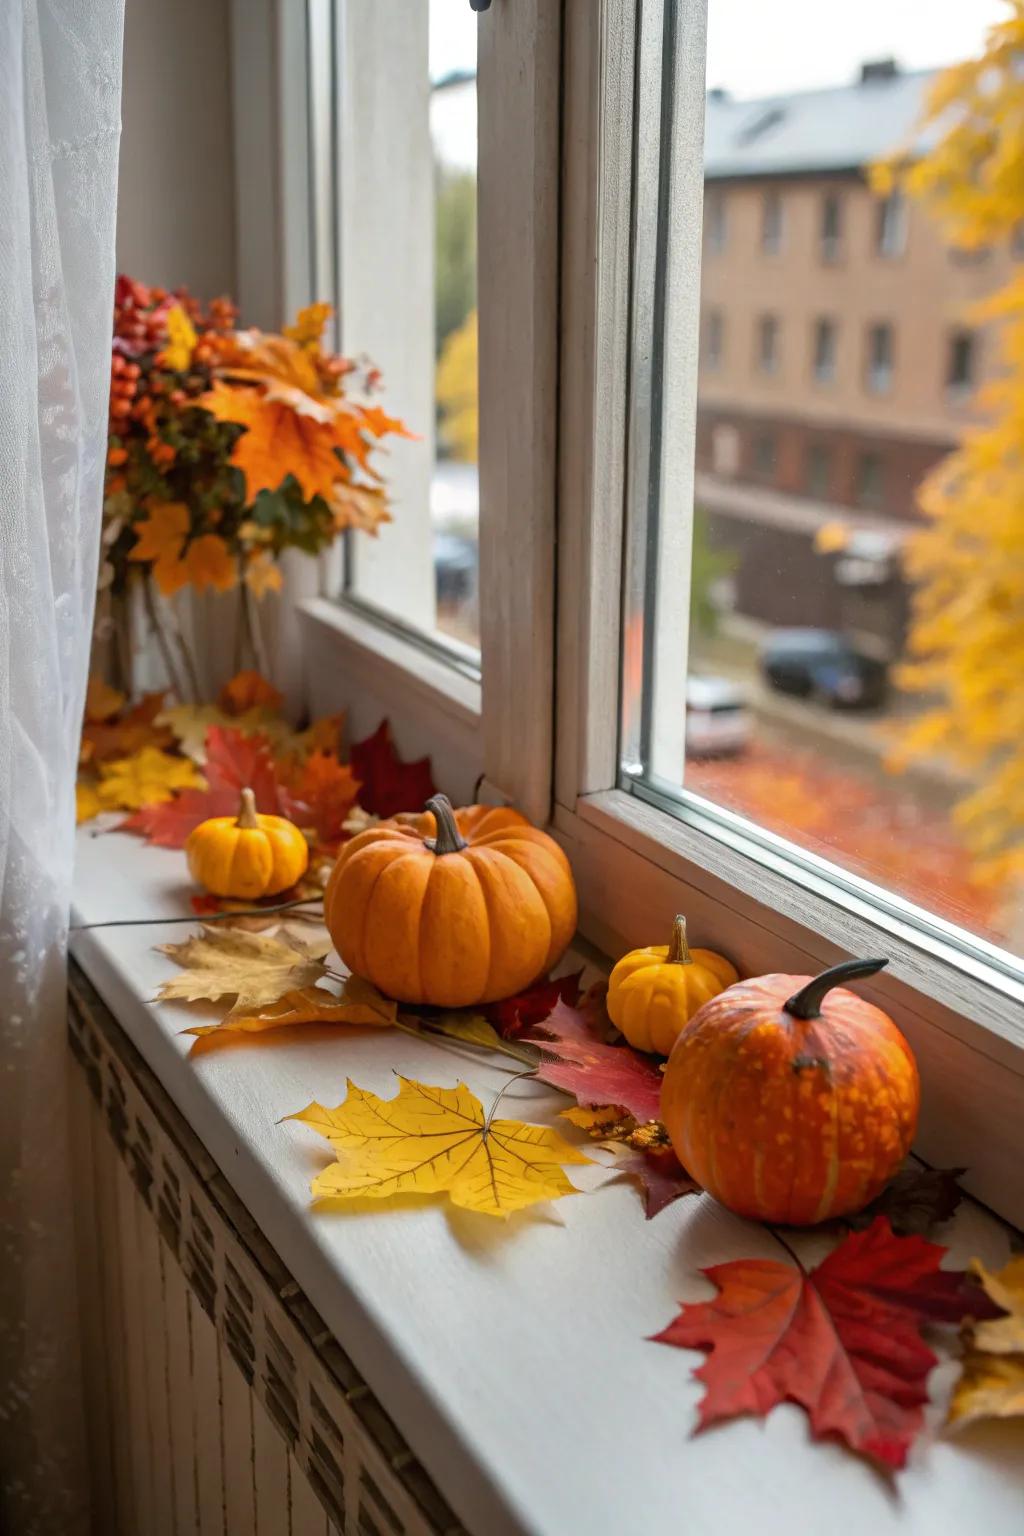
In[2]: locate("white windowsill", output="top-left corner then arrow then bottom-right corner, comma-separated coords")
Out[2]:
70,824 -> 1023,1536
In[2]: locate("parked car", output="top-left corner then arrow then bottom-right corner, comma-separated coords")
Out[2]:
759,629 -> 888,709
685,675 -> 751,758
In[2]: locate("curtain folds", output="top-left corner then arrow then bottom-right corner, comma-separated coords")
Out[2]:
0,2 -> 124,1531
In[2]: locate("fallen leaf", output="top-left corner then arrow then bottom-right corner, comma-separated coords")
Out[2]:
81,692 -> 172,763
184,974 -> 396,1037
218,670 -> 283,716
76,782 -> 103,824
286,1076 -> 592,1218
522,999 -> 664,1123
487,970 -> 583,1037
280,750 -> 361,848
85,675 -> 126,723
948,1255 -> 1024,1427
418,1010 -> 510,1053
123,726 -> 287,847
155,925 -> 327,1014
849,1164 -> 966,1237
97,747 -> 203,811
613,1145 -> 701,1219
157,704 -> 283,762
349,719 -> 436,817
654,1216 -> 999,1470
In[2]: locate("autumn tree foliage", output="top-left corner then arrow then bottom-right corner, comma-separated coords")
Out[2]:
435,307 -> 478,463
878,2 -> 1024,889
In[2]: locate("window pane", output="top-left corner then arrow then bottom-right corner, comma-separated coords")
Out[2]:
626,1 -> 1024,964
335,1 -> 479,654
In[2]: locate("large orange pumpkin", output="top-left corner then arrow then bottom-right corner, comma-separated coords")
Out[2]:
660,958 -> 919,1226
324,794 -> 578,1006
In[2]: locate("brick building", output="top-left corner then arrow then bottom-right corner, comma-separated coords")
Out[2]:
696,61 -> 1014,656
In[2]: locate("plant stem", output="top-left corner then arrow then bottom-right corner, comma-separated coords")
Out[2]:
766,1224 -> 806,1272
667,914 -> 692,965
240,579 -> 271,678
70,897 -> 324,932
141,573 -> 187,700
164,589 -> 203,702
424,794 -> 468,854
484,1065 -> 542,1132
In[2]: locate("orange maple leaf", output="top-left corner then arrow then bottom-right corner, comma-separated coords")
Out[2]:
85,675 -> 126,724
218,670 -> 283,716
129,501 -> 189,565
201,382 -> 348,502
185,534 -> 237,593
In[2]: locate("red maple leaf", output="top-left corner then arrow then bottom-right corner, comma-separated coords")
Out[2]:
349,719 -> 436,818
487,970 -> 583,1037
616,1146 -> 701,1219
653,1216 -> 1001,1470
522,998 -> 664,1123
121,726 -> 286,847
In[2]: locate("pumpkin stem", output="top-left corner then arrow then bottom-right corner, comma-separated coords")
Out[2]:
667,914 -> 692,965
784,957 -> 888,1020
424,794 -> 468,856
236,787 -> 259,830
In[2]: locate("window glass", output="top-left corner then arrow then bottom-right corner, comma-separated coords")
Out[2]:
335,2 -> 479,655
762,190 -> 783,254
625,0 -> 1024,964
703,309 -> 724,370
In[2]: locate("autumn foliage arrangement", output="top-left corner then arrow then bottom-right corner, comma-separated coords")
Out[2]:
100,277 -> 408,696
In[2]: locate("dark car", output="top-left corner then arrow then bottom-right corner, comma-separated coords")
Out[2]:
759,629 -> 888,709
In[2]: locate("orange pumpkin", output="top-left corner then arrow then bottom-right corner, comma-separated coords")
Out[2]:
324,794 -> 578,1006
185,787 -> 309,899
607,915 -> 738,1055
661,958 -> 919,1226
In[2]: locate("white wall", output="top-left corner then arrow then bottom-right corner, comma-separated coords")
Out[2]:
116,0 -> 237,299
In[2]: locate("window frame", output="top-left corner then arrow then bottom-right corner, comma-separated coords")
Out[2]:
555,0 -> 1024,1229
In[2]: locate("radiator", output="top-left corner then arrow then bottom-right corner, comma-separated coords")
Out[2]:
68,962 -> 469,1536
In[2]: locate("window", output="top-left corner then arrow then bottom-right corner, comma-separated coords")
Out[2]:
820,191 -> 842,261
865,322 -> 893,393
327,3 -> 481,656
705,190 -> 727,253
947,330 -> 976,395
812,317 -> 836,383
703,309 -> 724,371
875,189 -> 907,257
806,442 -> 831,499
761,189 -> 783,254
752,431 -> 777,479
756,314 -> 779,374
855,449 -> 884,508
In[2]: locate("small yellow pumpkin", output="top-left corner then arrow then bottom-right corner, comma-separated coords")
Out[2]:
185,787 -> 309,899
607,915 -> 738,1056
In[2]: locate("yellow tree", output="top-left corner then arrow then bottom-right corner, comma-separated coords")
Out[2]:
436,308 -> 478,463
877,1 -> 1024,888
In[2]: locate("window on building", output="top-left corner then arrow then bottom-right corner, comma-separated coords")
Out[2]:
865,322 -> 894,393
704,309 -> 724,371
821,191 -> 843,261
761,189 -> 783,254
752,432 -> 777,478
856,450 -> 884,508
812,317 -> 837,383
875,189 -> 907,257
756,314 -> 779,374
947,330 -> 976,395
706,190 -> 727,253
806,442 -> 831,499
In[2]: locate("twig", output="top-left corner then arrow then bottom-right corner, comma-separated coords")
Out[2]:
141,573 -> 187,700
162,584 -> 203,702
766,1224 -> 806,1272
240,580 -> 271,678
71,898 -> 324,932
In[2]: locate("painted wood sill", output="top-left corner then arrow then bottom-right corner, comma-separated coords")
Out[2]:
70,825 -> 1024,1536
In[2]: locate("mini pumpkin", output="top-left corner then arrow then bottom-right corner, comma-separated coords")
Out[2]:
660,958 -> 919,1226
607,915 -> 738,1056
324,794 -> 578,1007
185,787 -> 309,899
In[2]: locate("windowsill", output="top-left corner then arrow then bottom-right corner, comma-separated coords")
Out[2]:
70,824 -> 1023,1533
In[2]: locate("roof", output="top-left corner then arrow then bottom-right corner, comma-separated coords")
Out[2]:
704,67 -> 941,180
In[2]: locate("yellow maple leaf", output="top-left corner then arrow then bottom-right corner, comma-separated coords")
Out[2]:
156,702 -> 287,762
129,501 -> 190,566
185,975 -> 396,1038
96,746 -> 203,811
76,781 -> 103,823
283,302 -> 333,351
948,1255 -> 1024,1428
244,550 -> 284,597
162,305 -> 198,371
84,675 -> 125,724
156,925 -> 328,1015
286,1076 -> 592,1219
185,533 -> 237,593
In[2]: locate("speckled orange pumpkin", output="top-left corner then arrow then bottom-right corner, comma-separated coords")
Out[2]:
324,794 -> 578,1007
660,958 -> 920,1226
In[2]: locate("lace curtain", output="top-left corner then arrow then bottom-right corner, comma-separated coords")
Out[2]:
0,3 -> 124,1531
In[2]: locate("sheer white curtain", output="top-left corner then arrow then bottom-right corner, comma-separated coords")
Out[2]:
0,2 -> 124,1531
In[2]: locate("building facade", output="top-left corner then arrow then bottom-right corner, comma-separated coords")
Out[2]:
696,63 -> 1014,656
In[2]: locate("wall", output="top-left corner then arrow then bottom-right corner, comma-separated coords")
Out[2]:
116,0 -> 237,299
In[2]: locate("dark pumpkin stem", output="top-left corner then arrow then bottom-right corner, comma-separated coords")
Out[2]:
784,957 -> 888,1020
424,794 -> 467,855
667,914 -> 692,965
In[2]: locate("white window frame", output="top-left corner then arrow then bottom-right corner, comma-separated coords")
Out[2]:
554,0 -> 1024,1229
